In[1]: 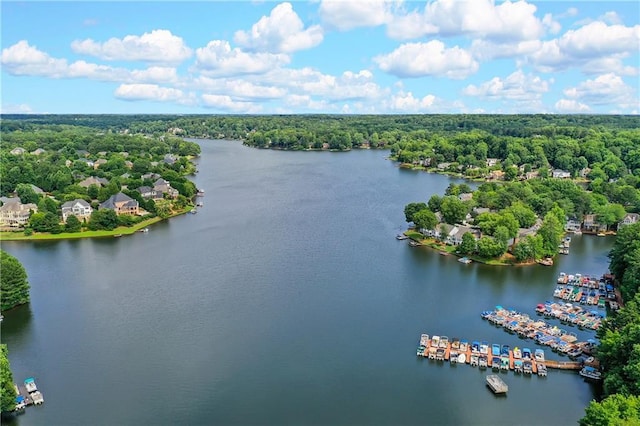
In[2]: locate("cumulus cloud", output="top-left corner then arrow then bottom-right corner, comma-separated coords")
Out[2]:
190,76 -> 287,101
195,40 -> 290,76
387,0 -> 544,41
2,40 -> 68,77
234,2 -> 323,53
528,21 -> 640,72
114,84 -> 188,103
462,70 -> 551,102
71,30 -> 192,64
387,91 -> 437,112
471,39 -> 541,61
562,73 -> 638,108
374,41 -> 478,79
555,99 -> 590,112
319,0 -> 390,31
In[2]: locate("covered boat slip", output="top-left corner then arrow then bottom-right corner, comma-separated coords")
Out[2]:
486,375 -> 508,394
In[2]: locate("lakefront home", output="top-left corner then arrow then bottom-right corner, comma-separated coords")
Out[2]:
153,178 -> 179,198
619,213 -> 639,228
552,169 -> 571,179
61,199 -> 93,223
0,201 -> 38,228
99,192 -> 139,216
78,176 -> 109,188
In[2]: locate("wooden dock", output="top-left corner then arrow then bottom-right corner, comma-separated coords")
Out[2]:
544,360 -> 582,370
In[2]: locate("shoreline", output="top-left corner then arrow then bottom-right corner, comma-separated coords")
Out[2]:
404,231 -> 542,267
0,206 -> 193,242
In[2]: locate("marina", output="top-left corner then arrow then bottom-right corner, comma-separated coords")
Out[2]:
416,334 -> 555,377
481,307 -> 595,357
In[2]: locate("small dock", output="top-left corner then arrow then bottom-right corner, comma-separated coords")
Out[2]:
544,360 -> 582,370
14,378 -> 44,411
486,374 -> 508,394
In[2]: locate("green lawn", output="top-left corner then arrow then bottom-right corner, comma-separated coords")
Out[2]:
0,207 -> 193,241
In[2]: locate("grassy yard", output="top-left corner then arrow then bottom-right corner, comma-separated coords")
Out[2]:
0,207 -> 193,241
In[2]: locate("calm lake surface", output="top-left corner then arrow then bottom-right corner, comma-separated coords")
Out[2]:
2,140 -> 613,426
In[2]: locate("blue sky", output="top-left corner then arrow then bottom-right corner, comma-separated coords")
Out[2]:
1,1 -> 639,114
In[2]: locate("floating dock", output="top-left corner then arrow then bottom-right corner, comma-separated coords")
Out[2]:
486,374 -> 508,394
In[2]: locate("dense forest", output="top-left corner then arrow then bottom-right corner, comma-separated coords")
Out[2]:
580,222 -> 640,425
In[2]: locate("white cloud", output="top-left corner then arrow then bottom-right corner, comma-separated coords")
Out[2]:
374,41 -> 478,79
529,21 -> 640,72
542,13 -> 561,35
195,40 -> 290,76
555,99 -> 590,112
201,94 -> 262,113
71,30 -> 192,64
462,70 -> 551,102
1,40 -> 68,77
129,67 -> 179,84
284,94 -> 331,111
387,91 -> 437,111
386,0 -> 544,41
114,84 -> 187,103
234,2 -> 323,53
562,73 -> 638,108
319,0 -> 390,31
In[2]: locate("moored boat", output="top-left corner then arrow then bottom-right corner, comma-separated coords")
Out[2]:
580,366 -> 602,381
24,378 -> 37,393
457,353 -> 466,364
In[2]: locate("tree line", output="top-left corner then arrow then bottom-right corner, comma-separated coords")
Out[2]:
580,222 -> 640,425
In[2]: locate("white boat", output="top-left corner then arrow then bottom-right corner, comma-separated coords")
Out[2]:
458,257 -> 472,264
457,353 -> 466,363
24,378 -> 37,393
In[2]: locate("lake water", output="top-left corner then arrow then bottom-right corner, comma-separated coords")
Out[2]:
1,140 -> 613,425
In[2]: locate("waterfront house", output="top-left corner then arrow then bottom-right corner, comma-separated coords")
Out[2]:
99,193 -> 139,216
153,178 -> 179,198
487,170 -> 505,180
78,176 -> 109,188
447,225 -> 478,246
579,168 -> 591,178
619,213 -> 639,228
137,186 -> 163,200
486,158 -> 499,167
583,214 -> 607,233
0,201 -> 38,228
565,217 -> 582,232
436,162 -> 451,171
61,199 -> 93,223
552,169 -> 571,179
163,154 -> 177,165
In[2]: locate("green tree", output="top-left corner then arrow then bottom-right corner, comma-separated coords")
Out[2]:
427,195 -> 442,212
440,195 -> 469,225
458,232 -> 476,255
28,211 -> 62,233
15,183 -> 39,204
87,184 -> 100,200
88,209 -> 118,231
0,250 -> 30,311
580,394 -> 640,426
404,202 -> 428,223
538,212 -> 563,257
505,202 -> 537,228
413,208 -> 438,232
477,236 -> 506,258
1,344 -> 17,413
64,215 -> 82,233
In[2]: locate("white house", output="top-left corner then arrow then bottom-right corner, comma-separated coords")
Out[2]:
61,199 -> 93,223
619,213 -> 639,228
552,169 -> 571,179
0,201 -> 38,228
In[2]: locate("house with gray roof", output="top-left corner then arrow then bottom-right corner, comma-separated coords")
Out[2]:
137,186 -> 163,200
619,213 -> 639,229
153,178 -> 179,198
99,193 -> 139,216
10,147 -> 26,155
61,199 -> 93,223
